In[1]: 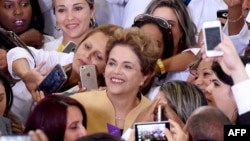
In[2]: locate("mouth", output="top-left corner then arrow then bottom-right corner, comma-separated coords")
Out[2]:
110,77 -> 125,84
13,19 -> 25,27
66,23 -> 78,30
78,59 -> 87,66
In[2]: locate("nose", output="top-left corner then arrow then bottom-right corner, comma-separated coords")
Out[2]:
194,76 -> 203,87
13,5 -> 23,15
78,125 -> 87,137
204,84 -> 212,95
66,10 -> 74,21
242,0 -> 250,11
114,65 -> 122,74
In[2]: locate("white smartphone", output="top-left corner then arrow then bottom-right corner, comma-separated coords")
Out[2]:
202,20 -> 223,57
80,65 -> 98,91
62,41 -> 77,53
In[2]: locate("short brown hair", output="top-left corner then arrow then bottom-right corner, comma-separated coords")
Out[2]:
106,27 -> 159,75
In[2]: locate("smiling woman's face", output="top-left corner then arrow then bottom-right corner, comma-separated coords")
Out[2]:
0,82 -> 6,116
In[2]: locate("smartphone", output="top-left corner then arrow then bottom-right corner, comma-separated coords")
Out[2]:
62,41 -> 77,53
80,65 -> 98,91
38,64 -> 67,96
0,135 -> 32,141
134,121 -> 169,141
217,10 -> 228,19
202,20 -> 223,57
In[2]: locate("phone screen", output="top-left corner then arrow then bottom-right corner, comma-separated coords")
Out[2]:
204,27 -> 221,51
38,64 -> 67,96
134,121 -> 169,141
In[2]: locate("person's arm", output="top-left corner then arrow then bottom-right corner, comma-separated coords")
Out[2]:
156,49 -> 199,74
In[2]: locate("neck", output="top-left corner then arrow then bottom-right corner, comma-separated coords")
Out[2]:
107,90 -> 140,119
62,31 -> 89,45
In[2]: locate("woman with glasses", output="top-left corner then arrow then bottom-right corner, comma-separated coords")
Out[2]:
132,0 -> 198,99
132,14 -> 173,95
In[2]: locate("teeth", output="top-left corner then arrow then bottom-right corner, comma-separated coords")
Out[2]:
15,20 -> 23,24
111,78 -> 123,83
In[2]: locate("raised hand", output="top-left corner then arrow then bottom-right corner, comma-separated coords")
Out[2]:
19,28 -> 44,49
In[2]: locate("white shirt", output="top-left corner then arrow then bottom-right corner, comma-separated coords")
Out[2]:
231,79 -> 250,115
7,47 -> 74,123
43,36 -> 63,51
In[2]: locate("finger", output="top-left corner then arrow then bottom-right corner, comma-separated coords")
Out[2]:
164,128 -> 174,141
149,98 -> 161,113
35,61 -> 46,71
35,129 -> 49,141
29,131 -> 39,141
128,129 -> 135,141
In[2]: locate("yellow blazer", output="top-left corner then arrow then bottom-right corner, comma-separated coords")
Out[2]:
70,90 -> 151,134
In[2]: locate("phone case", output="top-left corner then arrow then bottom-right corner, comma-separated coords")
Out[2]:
80,65 -> 98,91
134,121 -> 169,141
62,41 -> 77,53
38,64 -> 67,96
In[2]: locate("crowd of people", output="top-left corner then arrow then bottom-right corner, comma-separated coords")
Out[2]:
0,0 -> 250,141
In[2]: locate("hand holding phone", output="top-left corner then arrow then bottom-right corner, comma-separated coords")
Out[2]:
38,64 -> 67,96
134,121 -> 169,141
80,65 -> 98,91
202,20 -> 223,57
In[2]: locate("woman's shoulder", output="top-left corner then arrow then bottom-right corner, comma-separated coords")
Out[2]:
70,90 -> 106,101
43,36 -> 63,51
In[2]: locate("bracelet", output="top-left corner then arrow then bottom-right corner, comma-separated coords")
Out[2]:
227,14 -> 243,23
157,59 -> 166,75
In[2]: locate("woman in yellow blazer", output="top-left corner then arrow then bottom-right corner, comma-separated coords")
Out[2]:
70,27 -> 159,136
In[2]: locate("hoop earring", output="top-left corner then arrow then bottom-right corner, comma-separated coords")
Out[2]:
54,23 -> 61,31
90,17 -> 98,28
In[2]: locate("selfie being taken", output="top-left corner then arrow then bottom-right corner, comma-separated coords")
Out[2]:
1,0 -> 250,141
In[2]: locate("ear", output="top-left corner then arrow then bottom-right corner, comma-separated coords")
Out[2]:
90,4 -> 96,19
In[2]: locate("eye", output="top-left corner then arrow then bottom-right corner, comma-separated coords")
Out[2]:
107,60 -> 115,66
124,65 -> 132,70
95,52 -> 103,61
203,71 -> 212,78
84,44 -> 91,50
3,3 -> 12,9
21,1 -> 29,7
57,8 -> 65,13
74,6 -> 83,11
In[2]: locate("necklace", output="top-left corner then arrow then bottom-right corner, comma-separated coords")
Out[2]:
115,116 -> 125,120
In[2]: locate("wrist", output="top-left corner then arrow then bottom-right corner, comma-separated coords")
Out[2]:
157,59 -> 166,75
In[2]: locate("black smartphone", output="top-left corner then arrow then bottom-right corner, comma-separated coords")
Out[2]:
0,135 -> 32,141
38,64 -> 67,96
62,41 -> 77,53
134,121 -> 169,141
217,10 -> 228,19
80,65 -> 98,91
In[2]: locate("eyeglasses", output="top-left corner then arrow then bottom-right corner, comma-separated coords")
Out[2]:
134,14 -> 171,29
